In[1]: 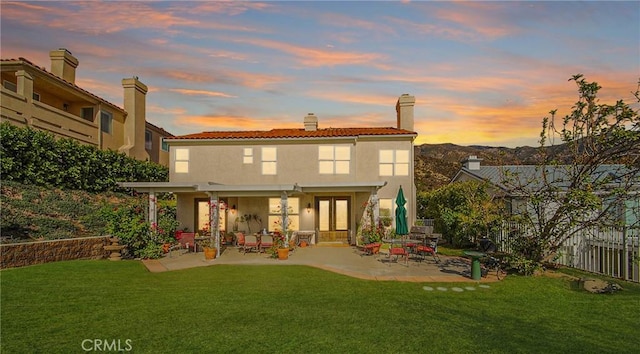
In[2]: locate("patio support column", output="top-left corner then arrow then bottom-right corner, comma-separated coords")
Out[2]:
148,191 -> 157,226
281,192 -> 289,244
209,193 -> 220,258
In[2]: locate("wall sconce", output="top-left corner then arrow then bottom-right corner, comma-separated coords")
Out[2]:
306,203 -> 312,213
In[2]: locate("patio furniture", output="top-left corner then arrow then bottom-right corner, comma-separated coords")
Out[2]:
235,232 -> 245,249
259,234 -> 274,253
362,242 -> 381,256
295,230 -> 315,246
416,236 -> 440,263
243,234 -> 259,254
169,232 -> 196,257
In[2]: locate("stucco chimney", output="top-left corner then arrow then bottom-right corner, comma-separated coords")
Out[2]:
122,76 -> 149,161
463,155 -> 483,170
396,94 -> 415,131
304,113 -> 318,131
49,48 -> 79,84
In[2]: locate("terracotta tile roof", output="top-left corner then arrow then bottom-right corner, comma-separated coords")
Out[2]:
172,127 -> 416,140
0,57 -> 125,113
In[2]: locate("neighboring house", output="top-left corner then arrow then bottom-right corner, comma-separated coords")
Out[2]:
451,155 -> 639,227
1,48 -> 172,166
122,94 -> 418,251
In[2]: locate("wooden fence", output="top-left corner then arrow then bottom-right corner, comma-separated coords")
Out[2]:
493,223 -> 639,283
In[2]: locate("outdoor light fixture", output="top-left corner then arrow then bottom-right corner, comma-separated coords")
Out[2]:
230,205 -> 236,214
306,203 -> 312,213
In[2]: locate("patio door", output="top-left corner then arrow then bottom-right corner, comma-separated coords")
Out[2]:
316,197 -> 350,244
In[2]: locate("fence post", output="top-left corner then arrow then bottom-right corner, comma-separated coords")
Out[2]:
623,226 -> 628,281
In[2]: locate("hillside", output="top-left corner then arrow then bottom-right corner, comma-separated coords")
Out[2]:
414,143 -> 566,192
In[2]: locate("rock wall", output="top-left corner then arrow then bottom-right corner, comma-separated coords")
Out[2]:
0,236 -> 111,269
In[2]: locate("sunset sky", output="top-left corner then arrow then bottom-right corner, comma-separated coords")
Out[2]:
1,1 -> 638,147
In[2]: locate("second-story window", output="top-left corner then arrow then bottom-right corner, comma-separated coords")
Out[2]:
175,148 -> 189,173
145,130 -> 152,150
100,111 -> 113,134
379,149 -> 409,176
161,138 -> 169,152
262,147 -> 277,175
243,148 -> 253,164
81,107 -> 94,122
319,145 -> 350,174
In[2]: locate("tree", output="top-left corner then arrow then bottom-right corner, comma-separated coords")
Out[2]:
502,75 -> 639,264
421,181 -> 502,247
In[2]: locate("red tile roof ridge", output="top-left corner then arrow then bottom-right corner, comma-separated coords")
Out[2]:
172,127 -> 416,140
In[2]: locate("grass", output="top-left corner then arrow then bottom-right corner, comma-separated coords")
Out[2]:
1,261 -> 639,354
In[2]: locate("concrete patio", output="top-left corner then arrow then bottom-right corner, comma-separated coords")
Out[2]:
142,245 -> 499,283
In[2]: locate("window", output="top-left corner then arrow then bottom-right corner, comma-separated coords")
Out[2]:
379,198 -> 394,227
3,80 -> 17,92
268,198 -> 299,232
379,149 -> 409,176
262,147 -> 277,175
319,145 -> 350,174
145,130 -> 152,150
195,199 -> 226,234
100,111 -> 113,134
243,148 -> 253,164
175,148 -> 189,173
161,138 -> 169,152
32,92 -> 40,101
81,107 -> 94,122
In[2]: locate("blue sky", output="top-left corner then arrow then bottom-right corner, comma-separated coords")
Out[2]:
1,1 -> 638,147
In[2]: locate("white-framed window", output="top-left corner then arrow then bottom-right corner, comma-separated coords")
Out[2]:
268,198 -> 300,232
243,148 -> 253,164
145,130 -> 153,150
81,107 -> 94,122
161,138 -> 169,152
100,111 -> 113,134
319,145 -> 350,174
175,148 -> 189,173
379,149 -> 410,176
262,147 -> 277,175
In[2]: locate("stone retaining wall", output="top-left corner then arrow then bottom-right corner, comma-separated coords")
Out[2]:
0,236 -> 111,269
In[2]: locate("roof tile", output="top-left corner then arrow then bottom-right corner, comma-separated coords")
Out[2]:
172,127 -> 416,140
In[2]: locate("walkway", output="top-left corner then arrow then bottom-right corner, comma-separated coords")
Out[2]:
142,245 -> 499,283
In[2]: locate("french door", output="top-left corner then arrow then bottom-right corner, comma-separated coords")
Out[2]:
316,197 -> 350,244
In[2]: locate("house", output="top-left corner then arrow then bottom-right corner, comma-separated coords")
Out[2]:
121,94 -> 418,254
1,48 -> 172,166
451,155 -> 639,227
452,156 -> 639,282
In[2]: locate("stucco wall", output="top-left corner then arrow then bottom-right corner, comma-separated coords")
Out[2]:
0,236 -> 111,269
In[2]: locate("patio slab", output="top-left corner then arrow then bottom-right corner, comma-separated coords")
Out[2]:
142,245 -> 501,283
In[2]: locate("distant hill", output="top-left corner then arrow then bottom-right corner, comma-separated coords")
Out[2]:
414,143 -> 568,192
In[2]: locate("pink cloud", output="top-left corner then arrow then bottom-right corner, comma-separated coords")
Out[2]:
168,89 -> 237,98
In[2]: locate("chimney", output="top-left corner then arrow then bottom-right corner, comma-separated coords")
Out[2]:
304,113 -> 318,131
122,76 -> 149,161
49,48 -> 79,84
396,94 -> 415,131
463,155 -> 483,170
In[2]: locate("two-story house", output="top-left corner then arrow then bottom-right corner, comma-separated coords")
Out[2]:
1,48 -> 172,166
122,94 -> 418,254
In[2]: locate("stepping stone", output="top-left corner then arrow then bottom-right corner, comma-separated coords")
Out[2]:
451,287 -> 464,292
464,287 -> 476,291
436,287 -> 448,291
423,286 -> 434,291
478,284 -> 491,289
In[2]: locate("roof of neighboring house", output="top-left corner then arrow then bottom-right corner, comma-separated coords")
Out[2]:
0,57 -> 125,113
455,164 -> 636,193
145,121 -> 174,137
169,127 -> 416,140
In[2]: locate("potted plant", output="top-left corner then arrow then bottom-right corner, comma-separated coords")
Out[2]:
202,235 -> 217,260
266,232 -> 290,260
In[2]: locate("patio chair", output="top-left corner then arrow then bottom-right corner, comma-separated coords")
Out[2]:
242,234 -> 259,254
389,243 -> 409,265
235,232 -> 245,249
416,236 -> 440,263
169,232 -> 196,257
259,234 -> 274,253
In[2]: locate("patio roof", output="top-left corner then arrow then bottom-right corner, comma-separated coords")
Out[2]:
118,181 -> 387,196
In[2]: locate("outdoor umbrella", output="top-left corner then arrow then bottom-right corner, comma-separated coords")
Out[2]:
395,186 -> 408,236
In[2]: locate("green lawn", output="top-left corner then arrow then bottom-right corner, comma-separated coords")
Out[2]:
1,261 -> 638,353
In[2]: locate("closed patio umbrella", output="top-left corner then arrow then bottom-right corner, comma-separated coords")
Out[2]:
395,186 -> 408,236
